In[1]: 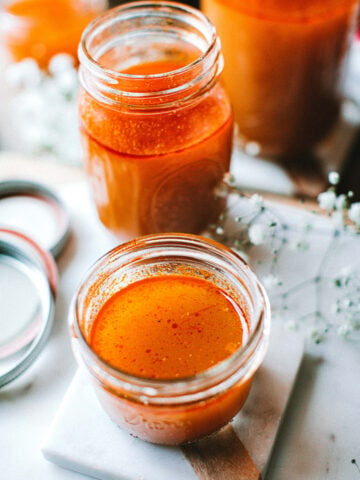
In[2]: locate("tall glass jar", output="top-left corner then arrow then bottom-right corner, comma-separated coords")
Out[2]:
78,1 -> 233,240
0,0 -> 106,67
202,0 -> 359,159
69,233 -> 270,445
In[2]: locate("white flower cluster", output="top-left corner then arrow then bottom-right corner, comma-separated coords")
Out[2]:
262,273 -> 282,289
247,194 -> 275,246
318,172 -> 360,229
317,171 -> 360,230
332,266 -> 360,340
349,203 -> 360,227
2,54 -> 81,164
248,223 -> 268,245
210,171 -> 360,343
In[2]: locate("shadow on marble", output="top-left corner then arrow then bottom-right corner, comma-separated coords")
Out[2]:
265,353 -> 324,479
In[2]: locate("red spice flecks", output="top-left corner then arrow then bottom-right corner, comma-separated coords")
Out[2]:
89,275 -> 246,379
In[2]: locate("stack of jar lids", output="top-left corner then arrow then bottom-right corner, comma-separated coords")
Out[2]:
0,180 -> 70,387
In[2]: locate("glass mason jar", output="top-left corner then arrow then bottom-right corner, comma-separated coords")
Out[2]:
0,0 -> 106,67
202,0 -> 359,159
78,1 -> 233,240
69,233 -> 270,445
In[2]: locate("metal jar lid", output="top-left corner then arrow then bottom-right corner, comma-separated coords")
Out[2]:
0,180 -> 70,387
0,234 -> 56,387
0,179 -> 70,258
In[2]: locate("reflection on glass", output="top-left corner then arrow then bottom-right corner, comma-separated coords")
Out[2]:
0,255 -> 40,369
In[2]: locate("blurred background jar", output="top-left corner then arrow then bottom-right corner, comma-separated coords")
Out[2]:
201,0 -> 360,162
0,0 -> 107,165
0,0 -> 106,68
78,1 -> 233,239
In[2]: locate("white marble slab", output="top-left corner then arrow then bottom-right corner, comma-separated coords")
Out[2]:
42,324 -> 304,480
1,181 -> 360,480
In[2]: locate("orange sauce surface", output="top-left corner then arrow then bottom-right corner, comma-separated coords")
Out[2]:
119,59 -> 197,76
80,54 -> 233,238
202,0 -> 358,157
2,0 -> 101,66
90,275 -> 245,379
85,271 -> 257,444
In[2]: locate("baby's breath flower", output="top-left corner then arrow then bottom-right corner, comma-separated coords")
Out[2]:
249,193 -> 264,210
308,326 -> 327,344
48,53 -> 74,75
5,58 -> 42,89
338,318 -> 360,340
210,167 -> 358,344
244,141 -> 260,156
328,171 -> 340,185
335,194 -> 347,211
340,265 -> 354,278
317,190 -> 336,211
53,69 -> 78,96
4,55 -> 81,164
248,223 -> 268,245
348,202 -> 360,226
337,323 -> 352,339
201,230 -> 212,239
334,266 -> 353,287
262,273 -> 281,289
342,297 -> 353,309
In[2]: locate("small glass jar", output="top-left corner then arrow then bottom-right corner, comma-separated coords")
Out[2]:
69,233 -> 270,445
0,0 -> 106,67
78,1 -> 233,239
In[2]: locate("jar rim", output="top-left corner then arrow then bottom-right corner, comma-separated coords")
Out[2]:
78,1 -> 223,108
79,0 -> 218,81
71,234 -> 271,400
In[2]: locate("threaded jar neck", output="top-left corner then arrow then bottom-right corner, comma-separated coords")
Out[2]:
78,1 -> 223,109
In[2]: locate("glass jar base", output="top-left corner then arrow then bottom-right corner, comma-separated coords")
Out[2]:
95,375 -> 253,446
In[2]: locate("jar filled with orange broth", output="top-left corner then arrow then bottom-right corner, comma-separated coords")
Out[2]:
202,0 -> 359,159
78,1 -> 233,239
0,0 -> 106,67
70,234 -> 270,445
